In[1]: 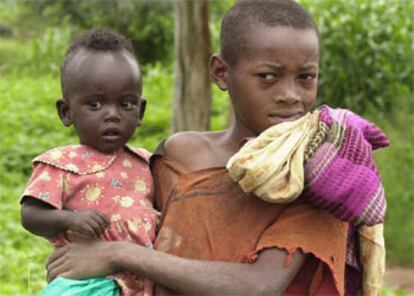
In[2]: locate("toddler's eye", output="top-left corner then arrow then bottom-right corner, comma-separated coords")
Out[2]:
88,100 -> 102,109
121,100 -> 136,109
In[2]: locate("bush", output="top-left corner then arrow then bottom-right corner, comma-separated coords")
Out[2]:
300,0 -> 413,113
7,0 -> 174,64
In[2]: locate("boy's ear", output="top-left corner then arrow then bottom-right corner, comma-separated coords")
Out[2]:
137,98 -> 146,126
209,54 -> 229,91
56,99 -> 72,126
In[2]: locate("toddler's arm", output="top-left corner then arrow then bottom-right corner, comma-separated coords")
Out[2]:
21,197 -> 110,238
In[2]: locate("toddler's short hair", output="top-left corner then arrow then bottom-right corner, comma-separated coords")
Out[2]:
220,0 -> 318,65
61,28 -> 136,97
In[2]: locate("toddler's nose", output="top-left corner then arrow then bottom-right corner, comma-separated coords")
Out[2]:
104,106 -> 121,122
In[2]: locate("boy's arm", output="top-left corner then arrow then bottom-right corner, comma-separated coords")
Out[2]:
47,240 -> 305,295
21,197 -> 110,238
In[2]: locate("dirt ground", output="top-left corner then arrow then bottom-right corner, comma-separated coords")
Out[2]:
386,267 -> 414,294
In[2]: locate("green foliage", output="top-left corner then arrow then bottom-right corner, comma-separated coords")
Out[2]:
0,27 -> 71,76
5,0 -> 174,64
382,287 -> 408,296
366,97 -> 414,266
300,0 -> 414,113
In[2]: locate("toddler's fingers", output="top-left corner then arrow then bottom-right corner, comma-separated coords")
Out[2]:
78,224 -> 98,238
86,219 -> 105,237
95,211 -> 111,226
93,214 -> 110,234
65,230 -> 90,242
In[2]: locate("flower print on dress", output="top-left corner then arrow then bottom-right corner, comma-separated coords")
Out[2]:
65,163 -> 79,173
113,195 -> 134,208
110,178 -> 122,189
127,219 -> 138,233
111,214 -> 122,222
134,179 -> 147,193
50,150 -> 63,161
90,164 -> 104,172
122,159 -> 133,168
68,151 -> 77,159
81,184 -> 104,205
95,172 -> 105,178
82,151 -> 92,158
39,171 -> 52,181
39,192 -> 50,200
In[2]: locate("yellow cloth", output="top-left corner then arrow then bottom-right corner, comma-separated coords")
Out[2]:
359,224 -> 386,296
226,112 -> 319,203
226,111 -> 385,295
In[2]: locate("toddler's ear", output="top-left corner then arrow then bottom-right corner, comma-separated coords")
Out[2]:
56,99 -> 72,126
209,54 -> 229,91
137,98 -> 146,127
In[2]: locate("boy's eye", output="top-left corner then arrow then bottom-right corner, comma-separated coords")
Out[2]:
298,73 -> 317,81
258,73 -> 277,81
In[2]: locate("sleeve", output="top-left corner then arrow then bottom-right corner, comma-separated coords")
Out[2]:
256,202 -> 348,296
22,162 -> 66,209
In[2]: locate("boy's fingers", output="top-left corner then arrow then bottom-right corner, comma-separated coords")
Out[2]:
46,253 -> 68,282
47,265 -> 70,283
46,245 -> 67,267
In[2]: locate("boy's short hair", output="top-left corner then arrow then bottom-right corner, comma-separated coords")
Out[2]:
61,28 -> 136,97
220,0 -> 318,65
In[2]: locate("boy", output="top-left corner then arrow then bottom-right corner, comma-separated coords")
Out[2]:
21,29 -> 158,296
47,1 -> 387,295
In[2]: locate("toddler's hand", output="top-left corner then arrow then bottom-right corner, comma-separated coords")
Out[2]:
65,209 -> 110,238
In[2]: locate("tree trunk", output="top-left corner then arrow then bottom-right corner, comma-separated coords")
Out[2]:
172,0 -> 212,132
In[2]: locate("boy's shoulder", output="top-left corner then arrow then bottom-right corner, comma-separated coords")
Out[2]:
164,131 -> 213,155
163,131 -> 226,169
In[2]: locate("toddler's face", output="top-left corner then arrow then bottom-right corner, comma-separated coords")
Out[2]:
226,26 -> 319,135
60,49 -> 144,153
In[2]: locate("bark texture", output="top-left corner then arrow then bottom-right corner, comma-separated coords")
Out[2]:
172,0 -> 212,132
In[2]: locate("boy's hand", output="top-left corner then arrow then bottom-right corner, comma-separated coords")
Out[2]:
64,209 -> 110,238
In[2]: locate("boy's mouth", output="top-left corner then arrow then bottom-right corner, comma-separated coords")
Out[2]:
268,112 -> 303,124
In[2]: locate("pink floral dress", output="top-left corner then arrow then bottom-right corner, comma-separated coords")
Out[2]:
23,144 -> 160,296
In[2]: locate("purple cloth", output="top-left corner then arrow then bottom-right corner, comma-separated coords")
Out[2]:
303,105 -> 389,295
304,105 -> 389,226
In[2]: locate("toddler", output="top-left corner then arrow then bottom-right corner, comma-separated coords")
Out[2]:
20,28 -> 158,296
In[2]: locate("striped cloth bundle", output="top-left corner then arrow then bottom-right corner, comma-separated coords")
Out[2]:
303,105 -> 388,226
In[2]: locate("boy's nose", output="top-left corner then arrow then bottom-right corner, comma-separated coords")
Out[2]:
273,80 -> 301,104
104,106 -> 121,122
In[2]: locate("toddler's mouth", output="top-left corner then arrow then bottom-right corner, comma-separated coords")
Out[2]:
102,128 -> 122,141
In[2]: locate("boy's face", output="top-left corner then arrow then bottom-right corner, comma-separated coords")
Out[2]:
57,49 -> 144,153
212,26 -> 319,136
